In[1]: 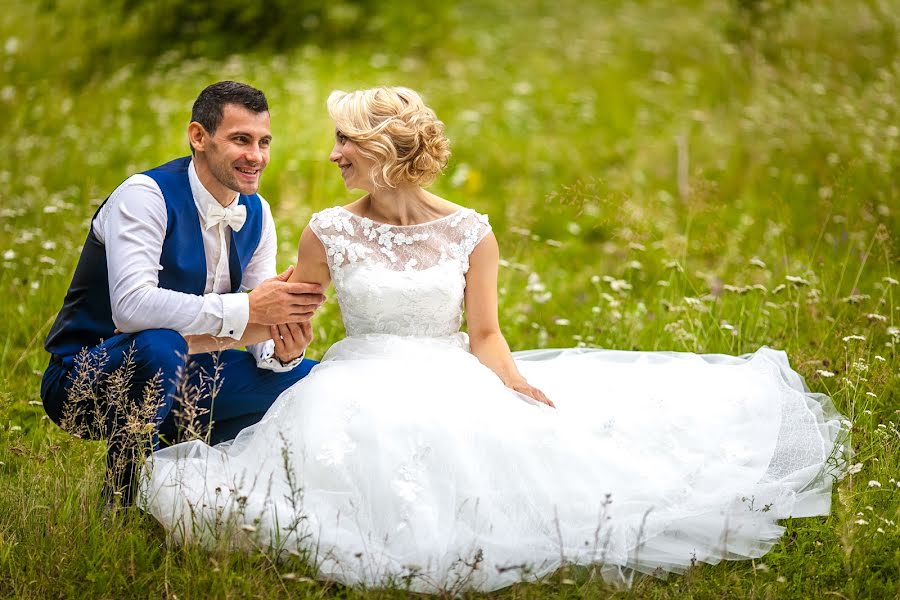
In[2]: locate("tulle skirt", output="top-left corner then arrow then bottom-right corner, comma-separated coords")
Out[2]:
140,335 -> 847,592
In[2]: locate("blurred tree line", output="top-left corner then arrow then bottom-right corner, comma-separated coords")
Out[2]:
13,0 -> 452,86
109,0 -> 381,56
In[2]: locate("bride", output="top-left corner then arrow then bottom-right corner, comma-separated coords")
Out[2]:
142,87 -> 847,592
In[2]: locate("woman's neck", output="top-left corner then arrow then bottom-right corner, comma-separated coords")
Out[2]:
363,184 -> 441,226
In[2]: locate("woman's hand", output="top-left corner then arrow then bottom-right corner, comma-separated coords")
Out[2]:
270,321 -> 313,363
508,378 -> 555,408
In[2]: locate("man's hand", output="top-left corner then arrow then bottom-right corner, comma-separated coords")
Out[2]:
249,267 -> 325,325
271,321 -> 313,363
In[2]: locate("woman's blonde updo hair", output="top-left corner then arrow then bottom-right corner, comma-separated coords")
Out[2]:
327,87 -> 450,188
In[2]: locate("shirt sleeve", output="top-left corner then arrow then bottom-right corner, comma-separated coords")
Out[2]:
99,175 -> 246,339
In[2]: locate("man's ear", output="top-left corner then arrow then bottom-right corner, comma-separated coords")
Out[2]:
187,121 -> 207,153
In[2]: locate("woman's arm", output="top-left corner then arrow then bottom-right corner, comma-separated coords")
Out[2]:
287,225 -> 332,288
465,232 -> 554,407
184,323 -> 275,355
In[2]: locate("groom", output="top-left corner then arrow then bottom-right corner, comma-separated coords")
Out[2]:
41,81 -> 324,506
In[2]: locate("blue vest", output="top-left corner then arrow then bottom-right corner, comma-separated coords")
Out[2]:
45,157 -> 264,357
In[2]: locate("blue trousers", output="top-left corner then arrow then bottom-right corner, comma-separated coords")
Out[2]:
41,329 -> 317,501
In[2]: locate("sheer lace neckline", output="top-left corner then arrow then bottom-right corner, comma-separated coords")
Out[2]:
338,206 -> 465,229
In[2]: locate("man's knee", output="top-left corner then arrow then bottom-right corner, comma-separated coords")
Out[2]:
129,329 -> 188,374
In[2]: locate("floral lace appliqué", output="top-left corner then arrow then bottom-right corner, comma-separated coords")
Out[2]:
309,206 -> 492,337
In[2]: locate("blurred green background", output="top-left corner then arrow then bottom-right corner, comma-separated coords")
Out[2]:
0,0 -> 898,598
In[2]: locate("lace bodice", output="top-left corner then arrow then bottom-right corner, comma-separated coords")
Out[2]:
309,206 -> 492,337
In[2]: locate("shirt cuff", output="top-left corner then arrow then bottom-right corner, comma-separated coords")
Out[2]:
218,293 -> 250,339
256,339 -> 305,372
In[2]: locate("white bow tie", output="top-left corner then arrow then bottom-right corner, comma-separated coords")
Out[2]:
205,203 -> 247,231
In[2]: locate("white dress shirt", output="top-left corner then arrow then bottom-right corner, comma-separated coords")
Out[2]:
92,160 -> 300,371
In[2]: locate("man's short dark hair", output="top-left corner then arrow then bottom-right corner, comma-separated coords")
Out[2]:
191,81 -> 269,135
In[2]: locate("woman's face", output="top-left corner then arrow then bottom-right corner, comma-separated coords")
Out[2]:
329,129 -> 378,191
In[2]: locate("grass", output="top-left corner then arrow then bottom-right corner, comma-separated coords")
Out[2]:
1,0 -> 898,597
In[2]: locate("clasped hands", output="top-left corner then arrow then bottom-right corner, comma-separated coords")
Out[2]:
248,266 -> 325,363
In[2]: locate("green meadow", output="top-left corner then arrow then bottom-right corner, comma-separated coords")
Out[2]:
1,0 -> 897,597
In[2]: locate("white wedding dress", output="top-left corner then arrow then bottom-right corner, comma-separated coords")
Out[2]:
141,207 -> 847,592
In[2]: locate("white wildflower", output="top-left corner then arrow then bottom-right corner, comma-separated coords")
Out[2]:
608,278 -> 632,293
450,163 -> 470,188
816,369 -> 835,378
854,519 -> 869,525
749,257 -> 767,268
882,277 -> 898,286
842,335 -> 866,342
867,480 -> 882,488
785,275 -> 811,286
526,273 -> 546,293
241,524 -> 257,532
554,318 -> 571,326
683,296 -> 703,307
664,260 -> 682,271
723,284 -> 749,294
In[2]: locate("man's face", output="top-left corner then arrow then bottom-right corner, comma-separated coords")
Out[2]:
201,103 -> 271,196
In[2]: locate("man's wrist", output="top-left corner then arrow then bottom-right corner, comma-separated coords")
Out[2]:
275,349 -> 305,366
